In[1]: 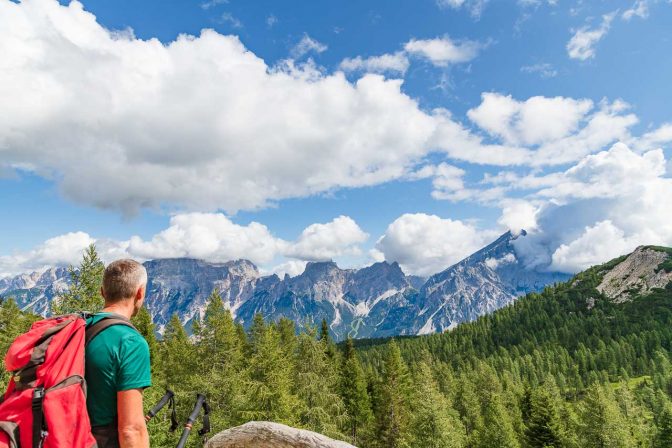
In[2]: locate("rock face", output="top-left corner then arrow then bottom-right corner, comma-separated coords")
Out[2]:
205,421 -> 357,448
597,246 -> 672,302
414,230 -> 570,334
0,231 -> 570,340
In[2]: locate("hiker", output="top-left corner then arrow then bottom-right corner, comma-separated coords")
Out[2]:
86,259 -> 152,448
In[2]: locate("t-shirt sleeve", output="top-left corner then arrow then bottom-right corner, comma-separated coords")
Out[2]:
117,332 -> 152,391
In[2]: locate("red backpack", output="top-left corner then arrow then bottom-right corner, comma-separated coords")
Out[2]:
0,313 -> 133,448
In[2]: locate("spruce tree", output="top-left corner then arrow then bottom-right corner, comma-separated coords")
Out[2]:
580,384 -> 635,448
243,319 -> 298,425
656,402 -> 672,448
340,338 -> 373,445
294,330 -> 345,439
524,386 -> 565,447
131,306 -> 158,365
411,359 -> 466,448
194,291 -> 245,428
471,394 -> 520,448
375,339 -> 412,448
53,244 -> 105,314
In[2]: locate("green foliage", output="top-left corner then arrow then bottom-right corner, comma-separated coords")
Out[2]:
2,248 -> 672,447
53,244 -> 105,314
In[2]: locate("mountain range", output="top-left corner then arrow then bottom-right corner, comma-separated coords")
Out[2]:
0,230 -> 571,340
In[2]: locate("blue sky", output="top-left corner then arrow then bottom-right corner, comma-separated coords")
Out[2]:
0,0 -> 671,278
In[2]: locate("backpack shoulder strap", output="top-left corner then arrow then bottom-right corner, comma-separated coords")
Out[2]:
85,314 -> 137,347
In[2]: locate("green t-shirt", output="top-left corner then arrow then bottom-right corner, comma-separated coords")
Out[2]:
85,313 -> 152,426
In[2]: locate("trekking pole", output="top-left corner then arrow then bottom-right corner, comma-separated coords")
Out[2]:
145,389 -> 178,432
176,394 -> 210,448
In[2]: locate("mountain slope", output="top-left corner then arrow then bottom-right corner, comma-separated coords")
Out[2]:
415,230 -> 570,334
0,231 -> 571,340
354,244 -> 672,369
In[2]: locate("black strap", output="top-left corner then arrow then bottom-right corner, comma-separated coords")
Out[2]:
169,394 -> 179,432
85,314 -> 137,347
145,390 -> 179,432
32,386 -> 46,448
198,399 -> 210,437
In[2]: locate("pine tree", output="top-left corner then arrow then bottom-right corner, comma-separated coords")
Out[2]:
524,386 -> 565,447
340,338 -> 373,445
410,359 -> 466,448
243,318 -> 298,425
131,306 -> 158,365
656,402 -> 672,448
580,384 -> 635,448
294,329 -> 345,439
53,244 -> 105,314
375,339 -> 413,448
471,394 -> 520,448
194,291 -> 245,428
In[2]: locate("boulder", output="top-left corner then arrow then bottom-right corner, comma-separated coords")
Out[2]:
204,421 -> 357,448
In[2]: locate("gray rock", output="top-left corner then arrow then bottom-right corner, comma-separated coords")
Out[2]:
204,421 -> 357,448
597,246 -> 672,302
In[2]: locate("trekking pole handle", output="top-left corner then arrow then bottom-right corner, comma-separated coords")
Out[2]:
145,389 -> 174,422
176,394 -> 206,448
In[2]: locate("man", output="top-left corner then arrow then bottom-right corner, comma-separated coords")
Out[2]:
85,259 -> 152,448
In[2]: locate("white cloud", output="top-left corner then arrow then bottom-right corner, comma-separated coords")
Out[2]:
339,52 -> 409,75
284,216 -> 369,261
404,36 -> 482,66
497,199 -> 539,233
512,143 -> 672,273
0,232 -> 94,277
267,260 -> 307,278
375,213 -> 497,276
0,213 -> 370,277
567,11 -> 616,60
484,252 -> 516,269
520,63 -> 558,78
266,15 -> 278,28
550,220 -> 640,272
622,0 -> 648,20
127,213 -> 285,265
0,0 -> 446,214
634,123 -> 672,152
436,0 -> 489,18
468,93 -> 593,146
290,34 -> 327,58
465,94 -> 638,165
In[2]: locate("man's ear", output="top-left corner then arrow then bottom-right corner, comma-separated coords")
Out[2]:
135,284 -> 146,302
100,287 -> 106,300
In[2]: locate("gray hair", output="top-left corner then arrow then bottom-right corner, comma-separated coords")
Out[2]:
102,259 -> 148,302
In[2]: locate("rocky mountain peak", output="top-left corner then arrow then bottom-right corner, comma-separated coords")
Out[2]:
597,246 -> 672,302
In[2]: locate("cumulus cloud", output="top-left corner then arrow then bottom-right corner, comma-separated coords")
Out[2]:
404,36 -> 482,66
284,216 -> 369,261
567,11 -> 616,60
375,213 -> 498,276
0,213 -> 370,277
1,0 -> 450,215
339,52 -> 409,75
466,94 -> 637,165
512,143 -> 672,273
0,232 -> 94,277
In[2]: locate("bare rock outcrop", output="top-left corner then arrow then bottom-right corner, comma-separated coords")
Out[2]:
597,246 -> 672,302
205,421 -> 357,448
